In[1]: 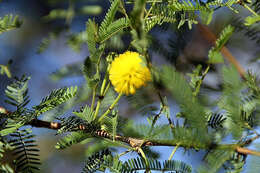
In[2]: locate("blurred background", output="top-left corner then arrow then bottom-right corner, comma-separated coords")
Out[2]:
0,0 -> 260,172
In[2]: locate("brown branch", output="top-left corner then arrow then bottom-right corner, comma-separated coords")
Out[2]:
1,106 -> 260,157
236,147 -> 260,157
198,23 -> 246,79
26,119 -> 260,157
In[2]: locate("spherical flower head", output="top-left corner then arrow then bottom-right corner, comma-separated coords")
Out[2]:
109,51 -> 151,95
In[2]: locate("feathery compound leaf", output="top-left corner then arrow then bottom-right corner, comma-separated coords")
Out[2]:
0,15 -> 22,34
33,86 -> 77,116
208,25 -> 234,64
55,132 -> 89,149
0,139 -> 14,173
160,66 -> 207,130
67,31 -> 88,52
207,112 -> 227,129
244,15 -> 260,26
9,129 -> 41,173
233,17 -> 260,45
218,66 -> 245,139
123,157 -> 192,173
0,63 -> 12,78
198,149 -> 234,173
5,75 -> 30,109
101,155 -> 125,173
170,0 -> 210,12
99,0 -> 120,33
215,25 -> 235,50
169,126 -> 211,150
0,120 -> 24,136
145,3 -> 177,32
86,19 -> 98,60
73,105 -> 94,123
99,17 -> 129,43
82,149 -> 111,173
57,116 -> 99,134
37,28 -> 64,54
50,62 -> 83,81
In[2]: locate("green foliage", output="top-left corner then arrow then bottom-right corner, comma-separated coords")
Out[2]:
145,2 -> 177,32
233,17 -> 260,45
73,105 -> 94,123
5,75 -> 30,109
218,66 -> 246,139
244,15 -> 260,26
208,25 -> 234,64
207,112 -> 227,129
55,132 -> 89,149
99,17 -> 129,43
1,0 -> 260,173
37,28 -> 63,54
160,66 -> 208,130
99,0 -> 120,36
170,0 -> 210,13
43,9 -> 71,21
0,120 -> 24,136
67,31 -> 88,52
0,139 -> 14,173
123,157 -> 192,173
198,149 -> 234,173
165,126 -> 212,150
50,62 -> 83,81
33,86 -> 77,116
0,60 -> 12,78
9,129 -> 40,173
0,15 -> 22,34
86,19 -> 98,60
82,149 -> 111,173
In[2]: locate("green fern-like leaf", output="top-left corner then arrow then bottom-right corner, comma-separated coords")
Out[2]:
168,126 -> 211,150
123,157 -> 192,173
99,17 -> 129,43
73,105 -> 94,123
244,15 -> 260,26
198,149 -> 234,173
9,129 -> 41,173
86,19 -> 98,60
160,66 -> 208,130
208,25 -> 234,63
37,28 -> 64,54
170,0 -> 210,12
0,139 -> 14,173
0,119 -> 24,136
55,132 -> 89,149
99,0 -> 120,35
33,86 -> 77,116
57,116 -> 99,134
145,3 -> 177,32
218,66 -> 246,139
207,112 -> 227,129
5,75 -> 30,109
0,15 -> 22,34
42,9 -> 68,21
82,149 -> 111,173
50,62 -> 83,81
0,63 -> 12,78
67,31 -> 88,52
233,17 -> 260,45
101,155 -> 125,173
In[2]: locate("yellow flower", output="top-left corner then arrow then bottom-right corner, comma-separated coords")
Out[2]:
109,51 -> 151,95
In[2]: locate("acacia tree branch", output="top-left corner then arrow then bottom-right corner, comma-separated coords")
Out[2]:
1,106 -> 260,157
